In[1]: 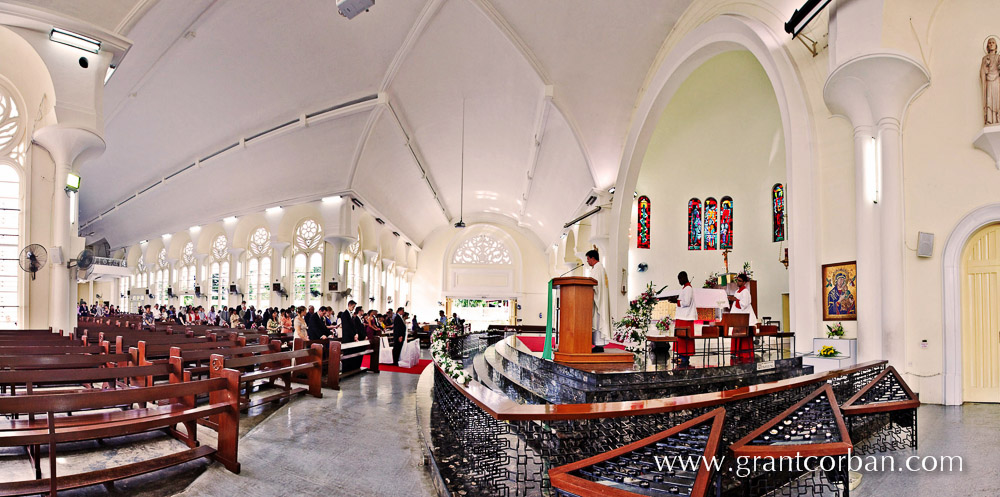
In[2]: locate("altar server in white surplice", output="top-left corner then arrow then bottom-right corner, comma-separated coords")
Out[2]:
586,249 -> 612,352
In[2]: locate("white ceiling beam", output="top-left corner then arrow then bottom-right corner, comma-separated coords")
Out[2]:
383,99 -> 452,222
464,0 -> 600,188
518,85 -> 553,218
379,0 -> 447,92
345,95 -> 386,189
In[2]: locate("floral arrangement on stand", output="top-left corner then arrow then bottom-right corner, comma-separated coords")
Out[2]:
818,345 -> 841,358
655,316 -> 673,334
826,322 -> 845,338
431,321 -> 472,384
703,272 -> 723,289
739,261 -> 754,281
613,282 -> 667,354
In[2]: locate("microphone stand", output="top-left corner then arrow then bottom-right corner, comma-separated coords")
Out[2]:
559,263 -> 585,277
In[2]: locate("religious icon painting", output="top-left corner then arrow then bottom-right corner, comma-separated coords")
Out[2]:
822,261 -> 857,321
637,195 -> 650,249
704,198 -> 718,250
687,198 -> 702,250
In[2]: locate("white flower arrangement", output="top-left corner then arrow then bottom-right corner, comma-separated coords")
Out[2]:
431,321 -> 472,384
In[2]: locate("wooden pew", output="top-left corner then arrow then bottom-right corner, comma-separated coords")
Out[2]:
292,338 -> 374,390
167,343 -> 276,384
0,373 -> 241,496
205,344 -> 324,425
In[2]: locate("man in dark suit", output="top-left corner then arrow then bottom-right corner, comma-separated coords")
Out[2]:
392,306 -> 407,366
338,300 -> 357,343
242,302 -> 253,328
305,305 -> 325,340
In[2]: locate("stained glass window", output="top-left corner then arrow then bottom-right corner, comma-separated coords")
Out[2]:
249,227 -> 270,256
637,196 -> 650,249
772,184 -> 785,242
687,198 -> 702,250
704,198 -> 718,250
720,196 -> 734,250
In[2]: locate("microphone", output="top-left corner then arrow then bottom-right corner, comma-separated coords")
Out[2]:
559,263 -> 585,277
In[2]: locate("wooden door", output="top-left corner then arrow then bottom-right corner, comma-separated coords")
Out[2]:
962,224 -> 1000,403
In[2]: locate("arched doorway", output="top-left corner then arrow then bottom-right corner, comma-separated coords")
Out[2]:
961,223 -> 1000,402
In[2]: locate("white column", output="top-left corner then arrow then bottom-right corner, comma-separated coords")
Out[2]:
878,117 -> 906,369
270,242 -> 290,306
32,125 -> 105,333
824,53 -> 929,366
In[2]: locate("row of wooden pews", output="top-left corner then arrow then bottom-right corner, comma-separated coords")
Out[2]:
0,323 -> 327,496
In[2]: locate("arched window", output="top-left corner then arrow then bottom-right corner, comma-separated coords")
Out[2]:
704,198 -> 718,251
451,234 -> 512,264
720,196 -> 734,250
182,242 -> 196,292
210,235 -> 229,307
637,195 -> 651,249
687,198 -> 702,250
157,249 -> 168,304
246,227 -> 271,309
0,165 -> 21,328
772,184 -> 785,242
293,220 -> 323,308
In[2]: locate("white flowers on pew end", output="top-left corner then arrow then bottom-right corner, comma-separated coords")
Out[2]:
431,321 -> 472,384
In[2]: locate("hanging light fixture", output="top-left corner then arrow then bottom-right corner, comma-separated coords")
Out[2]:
455,99 -> 467,228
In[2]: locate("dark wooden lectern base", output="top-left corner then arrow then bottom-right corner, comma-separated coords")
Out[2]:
553,351 -> 635,364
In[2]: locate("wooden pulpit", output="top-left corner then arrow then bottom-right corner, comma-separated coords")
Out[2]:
552,277 -> 634,365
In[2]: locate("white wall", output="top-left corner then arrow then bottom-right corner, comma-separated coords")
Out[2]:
628,51 -> 789,320
412,223 -> 553,327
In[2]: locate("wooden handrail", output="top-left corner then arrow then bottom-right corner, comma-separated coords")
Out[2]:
434,342 -> 887,421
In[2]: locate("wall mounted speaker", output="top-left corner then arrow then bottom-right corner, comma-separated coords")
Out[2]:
328,281 -> 338,292
917,232 -> 934,258
272,282 -> 282,292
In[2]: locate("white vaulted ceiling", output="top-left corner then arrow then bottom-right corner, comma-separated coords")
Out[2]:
71,0 -> 692,249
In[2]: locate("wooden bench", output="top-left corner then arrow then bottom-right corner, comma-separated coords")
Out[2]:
0,373 -> 241,496
292,338 -> 374,390
205,344 -> 324,425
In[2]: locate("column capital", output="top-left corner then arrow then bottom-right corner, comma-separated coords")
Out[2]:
228,247 -> 245,258
32,124 -> 106,168
270,241 -> 290,251
824,51 -> 929,128
194,253 -> 209,263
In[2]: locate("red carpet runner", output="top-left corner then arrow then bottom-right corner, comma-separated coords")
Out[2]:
360,356 -> 432,374
516,336 -> 625,353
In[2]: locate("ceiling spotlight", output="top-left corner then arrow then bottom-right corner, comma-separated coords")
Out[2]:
405,242 -> 412,247
585,195 -> 597,206
634,191 -> 639,199
351,198 -> 364,208
608,187 -> 616,194
375,218 -> 386,225
50,28 -> 100,53
392,231 -> 400,237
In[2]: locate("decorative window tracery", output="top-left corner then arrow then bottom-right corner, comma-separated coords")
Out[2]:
687,198 -> 702,250
157,248 -> 167,268
704,198 -> 718,250
250,227 -> 270,256
451,234 -> 512,264
211,235 -> 228,261
772,184 -> 785,242
0,91 -> 23,160
637,196 -> 650,249
182,242 -> 195,265
295,220 -> 322,251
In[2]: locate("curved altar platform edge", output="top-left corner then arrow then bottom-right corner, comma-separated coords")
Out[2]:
434,355 -> 889,422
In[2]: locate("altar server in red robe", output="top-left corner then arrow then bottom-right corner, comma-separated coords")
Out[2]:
674,271 -> 697,367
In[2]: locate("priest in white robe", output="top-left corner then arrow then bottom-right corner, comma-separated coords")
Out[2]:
586,249 -> 612,352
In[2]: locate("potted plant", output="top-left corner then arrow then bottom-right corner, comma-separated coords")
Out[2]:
826,322 -> 845,339
613,282 -> 667,354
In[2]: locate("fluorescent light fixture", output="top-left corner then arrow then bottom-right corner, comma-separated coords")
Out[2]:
104,65 -> 116,85
322,195 -> 343,203
65,173 -> 81,192
161,233 -> 171,239
140,240 -> 149,245
189,225 -> 201,232
50,28 -> 100,54
865,136 -> 881,204
223,216 -> 237,223
784,0 -> 833,36
266,206 -> 282,214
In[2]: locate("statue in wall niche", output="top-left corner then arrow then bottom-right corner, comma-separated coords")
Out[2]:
982,36 -> 1000,125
